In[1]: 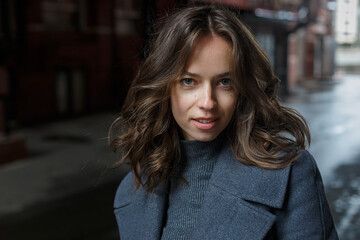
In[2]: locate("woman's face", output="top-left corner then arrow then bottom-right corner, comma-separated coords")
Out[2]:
171,34 -> 238,141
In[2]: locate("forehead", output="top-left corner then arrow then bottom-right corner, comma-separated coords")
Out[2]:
192,34 -> 231,55
184,34 -> 233,73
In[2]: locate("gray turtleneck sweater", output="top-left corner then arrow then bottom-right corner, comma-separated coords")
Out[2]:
160,135 -> 224,240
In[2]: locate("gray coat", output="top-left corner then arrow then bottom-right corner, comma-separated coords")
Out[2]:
114,146 -> 339,239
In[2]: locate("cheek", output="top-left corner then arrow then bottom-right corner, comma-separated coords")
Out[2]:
220,94 -> 238,113
171,90 -> 195,114
171,92 -> 187,117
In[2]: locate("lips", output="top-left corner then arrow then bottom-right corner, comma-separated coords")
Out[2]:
192,117 -> 218,130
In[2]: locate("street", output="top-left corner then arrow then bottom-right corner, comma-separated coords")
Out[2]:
0,72 -> 360,239
284,72 -> 360,240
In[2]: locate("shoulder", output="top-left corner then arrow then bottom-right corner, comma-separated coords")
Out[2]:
286,149 -> 325,204
292,149 -> 318,174
288,149 -> 323,194
114,171 -> 136,208
274,149 -> 339,239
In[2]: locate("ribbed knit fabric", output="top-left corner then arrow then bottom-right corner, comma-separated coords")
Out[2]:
160,134 -> 225,240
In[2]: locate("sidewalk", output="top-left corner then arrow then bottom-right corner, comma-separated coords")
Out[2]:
0,112 -> 130,239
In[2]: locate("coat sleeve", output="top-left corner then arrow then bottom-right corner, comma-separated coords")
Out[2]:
273,150 -> 339,239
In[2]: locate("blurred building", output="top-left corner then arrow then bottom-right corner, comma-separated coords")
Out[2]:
0,0 -> 27,163
0,0 -> 335,162
0,0 -> 336,125
334,0 -> 360,71
196,0 -> 336,88
1,0 -> 146,126
335,0 -> 359,44
0,0 -> 148,163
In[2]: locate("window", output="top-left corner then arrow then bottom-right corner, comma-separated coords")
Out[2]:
55,68 -> 86,115
114,0 -> 142,35
42,0 -> 81,31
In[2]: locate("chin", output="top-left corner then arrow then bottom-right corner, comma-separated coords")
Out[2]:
191,133 -> 219,142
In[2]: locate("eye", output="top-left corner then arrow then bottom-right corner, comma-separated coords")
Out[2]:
180,78 -> 194,86
219,78 -> 232,86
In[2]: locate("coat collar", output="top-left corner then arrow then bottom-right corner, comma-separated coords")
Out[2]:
114,176 -> 168,240
189,144 -> 290,239
116,144 -> 291,239
209,144 -> 291,209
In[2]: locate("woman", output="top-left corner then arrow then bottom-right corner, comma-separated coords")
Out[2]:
110,4 -> 338,240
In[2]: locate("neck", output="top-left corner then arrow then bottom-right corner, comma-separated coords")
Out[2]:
179,132 -> 226,167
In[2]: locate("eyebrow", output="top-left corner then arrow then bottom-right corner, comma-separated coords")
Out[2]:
182,71 -> 231,78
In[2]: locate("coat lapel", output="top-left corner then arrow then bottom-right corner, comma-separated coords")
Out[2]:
192,145 -> 291,239
141,183 -> 168,240
114,175 -> 168,240
192,184 -> 276,240
210,145 -> 291,208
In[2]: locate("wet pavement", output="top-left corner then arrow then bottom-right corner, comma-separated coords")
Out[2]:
284,72 -> 360,240
0,113 -> 130,239
0,72 -> 360,239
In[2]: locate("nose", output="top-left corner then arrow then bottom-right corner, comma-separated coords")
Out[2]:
197,84 -> 217,110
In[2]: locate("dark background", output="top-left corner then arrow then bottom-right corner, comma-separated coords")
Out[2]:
2,0 -> 359,239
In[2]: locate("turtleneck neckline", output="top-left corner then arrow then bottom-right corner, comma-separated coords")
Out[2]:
179,132 -> 226,167
161,132 -> 227,239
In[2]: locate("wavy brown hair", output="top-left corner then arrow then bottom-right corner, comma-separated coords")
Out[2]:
109,4 -> 310,192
